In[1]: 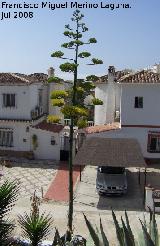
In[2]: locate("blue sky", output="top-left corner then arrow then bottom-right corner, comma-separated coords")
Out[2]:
0,0 -> 160,79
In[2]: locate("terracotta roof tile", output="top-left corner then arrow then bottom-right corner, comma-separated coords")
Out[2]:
16,73 -> 48,83
85,122 -> 120,134
96,69 -> 160,84
32,120 -> 64,133
0,73 -> 48,85
119,70 -> 160,83
96,71 -> 130,84
74,137 -> 146,167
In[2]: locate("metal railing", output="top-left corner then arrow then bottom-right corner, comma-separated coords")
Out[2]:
64,119 -> 94,127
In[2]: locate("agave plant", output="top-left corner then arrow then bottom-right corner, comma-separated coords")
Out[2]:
84,210 -> 160,246
52,228 -> 86,246
18,192 -> 53,246
0,180 -> 19,246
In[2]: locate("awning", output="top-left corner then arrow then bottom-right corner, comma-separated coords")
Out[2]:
73,137 -> 146,168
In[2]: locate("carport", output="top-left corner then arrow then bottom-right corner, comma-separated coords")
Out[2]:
74,137 -> 147,203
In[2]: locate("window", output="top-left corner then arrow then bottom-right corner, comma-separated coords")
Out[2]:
98,166 -> 125,174
3,94 -> 16,107
0,129 -> 13,147
148,132 -> 160,153
134,97 -> 143,108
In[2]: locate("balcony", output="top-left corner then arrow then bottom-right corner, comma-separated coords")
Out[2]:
31,106 -> 44,120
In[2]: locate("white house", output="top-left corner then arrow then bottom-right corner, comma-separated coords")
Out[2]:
2,63 -> 160,162
93,65 -> 160,161
0,69 -> 71,160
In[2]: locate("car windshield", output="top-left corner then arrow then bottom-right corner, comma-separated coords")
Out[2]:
98,166 -> 125,174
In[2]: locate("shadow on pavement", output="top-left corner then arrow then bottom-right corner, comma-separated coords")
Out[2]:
97,170 -> 145,211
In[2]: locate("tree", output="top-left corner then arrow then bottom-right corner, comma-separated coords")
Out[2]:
48,10 -> 103,232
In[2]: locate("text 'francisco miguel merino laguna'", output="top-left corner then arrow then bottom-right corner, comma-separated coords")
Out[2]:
0,2 -> 131,10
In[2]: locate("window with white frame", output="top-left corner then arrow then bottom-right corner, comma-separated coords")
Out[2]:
148,132 -> 160,153
0,129 -> 13,147
134,96 -> 143,108
3,94 -> 16,107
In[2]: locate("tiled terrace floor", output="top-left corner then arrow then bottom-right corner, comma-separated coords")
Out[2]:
0,161 -> 58,198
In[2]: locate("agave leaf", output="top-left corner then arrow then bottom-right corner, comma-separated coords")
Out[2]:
121,217 -> 135,246
52,228 -> 63,246
148,207 -> 153,236
137,231 -> 146,246
143,213 -> 147,230
149,211 -> 159,246
99,217 -> 109,246
139,219 -> 155,246
65,242 -> 72,246
112,210 -> 124,245
124,210 -> 135,244
83,213 -> 101,246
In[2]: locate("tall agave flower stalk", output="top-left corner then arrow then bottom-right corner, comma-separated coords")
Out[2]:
18,192 -> 53,246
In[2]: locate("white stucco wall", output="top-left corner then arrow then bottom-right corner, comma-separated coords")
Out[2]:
87,127 -> 160,159
121,84 -> 160,125
30,128 -> 61,160
0,121 -> 31,151
94,84 -> 108,125
0,83 -> 44,120
115,84 -> 121,112
94,77 -> 120,125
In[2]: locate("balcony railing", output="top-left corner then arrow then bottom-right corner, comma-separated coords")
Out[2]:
64,119 -> 94,127
31,106 -> 43,120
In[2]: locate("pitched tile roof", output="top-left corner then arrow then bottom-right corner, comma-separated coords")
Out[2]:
74,137 -> 146,167
96,69 -> 160,84
32,120 -> 64,133
85,122 -> 120,134
96,70 -> 130,84
16,73 -> 48,83
119,70 -> 160,83
0,73 -> 48,85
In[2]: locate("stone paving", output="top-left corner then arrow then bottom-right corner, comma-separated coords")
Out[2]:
0,160 -> 58,198
1,160 -> 160,244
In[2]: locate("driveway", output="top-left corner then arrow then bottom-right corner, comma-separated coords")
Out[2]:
74,166 -> 145,211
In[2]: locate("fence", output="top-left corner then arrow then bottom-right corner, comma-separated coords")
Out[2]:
145,186 -> 160,212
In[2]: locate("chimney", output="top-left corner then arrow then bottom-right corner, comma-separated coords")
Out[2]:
108,66 -> 115,83
48,67 -> 55,78
108,66 -> 115,76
